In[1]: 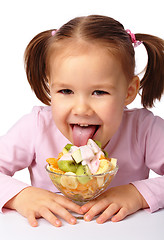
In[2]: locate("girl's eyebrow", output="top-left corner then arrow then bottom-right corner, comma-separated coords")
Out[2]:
51,82 -> 115,89
50,82 -> 70,89
92,83 -> 116,90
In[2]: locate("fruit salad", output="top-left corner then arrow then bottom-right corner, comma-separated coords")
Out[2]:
46,139 -> 118,203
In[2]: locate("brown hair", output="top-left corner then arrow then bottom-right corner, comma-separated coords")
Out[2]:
24,15 -> 164,107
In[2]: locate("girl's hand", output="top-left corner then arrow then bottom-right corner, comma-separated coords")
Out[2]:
81,184 -> 149,223
4,187 -> 83,227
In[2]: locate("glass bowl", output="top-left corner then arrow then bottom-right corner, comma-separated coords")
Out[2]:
46,164 -> 118,205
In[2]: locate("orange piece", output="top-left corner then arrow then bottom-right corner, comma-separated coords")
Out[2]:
46,158 -> 58,168
100,154 -> 106,160
57,152 -> 63,159
76,183 -> 88,191
49,166 -> 65,174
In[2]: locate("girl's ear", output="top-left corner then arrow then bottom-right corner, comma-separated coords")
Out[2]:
124,76 -> 140,106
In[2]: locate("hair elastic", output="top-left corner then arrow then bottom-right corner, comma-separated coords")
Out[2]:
51,30 -> 57,36
126,29 -> 142,48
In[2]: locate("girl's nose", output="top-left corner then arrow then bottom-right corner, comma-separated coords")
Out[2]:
72,97 -> 93,117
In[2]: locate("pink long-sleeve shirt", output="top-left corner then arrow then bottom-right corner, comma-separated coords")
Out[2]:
0,106 -> 164,213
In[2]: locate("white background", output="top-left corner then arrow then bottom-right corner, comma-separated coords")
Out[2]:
0,0 -> 163,183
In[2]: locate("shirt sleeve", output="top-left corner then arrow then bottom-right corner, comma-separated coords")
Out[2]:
132,110 -> 164,212
0,107 -> 39,212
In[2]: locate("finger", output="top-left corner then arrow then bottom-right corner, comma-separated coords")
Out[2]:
48,202 -> 77,225
111,207 -> 129,222
80,200 -> 97,213
96,203 -> 120,224
55,195 -> 83,214
39,207 -> 62,227
27,212 -> 38,227
84,199 -> 109,222
80,191 -> 107,213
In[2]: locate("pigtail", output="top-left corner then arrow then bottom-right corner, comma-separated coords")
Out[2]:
24,30 -> 54,105
135,34 -> 164,108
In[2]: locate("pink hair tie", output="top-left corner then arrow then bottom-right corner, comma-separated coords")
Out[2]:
126,29 -> 142,48
51,30 -> 57,36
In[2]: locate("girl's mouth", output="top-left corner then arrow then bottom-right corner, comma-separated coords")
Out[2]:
70,124 -> 100,146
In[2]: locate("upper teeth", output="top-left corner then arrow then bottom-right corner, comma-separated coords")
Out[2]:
78,124 -> 89,127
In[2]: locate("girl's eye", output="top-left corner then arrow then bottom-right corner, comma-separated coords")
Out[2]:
58,89 -> 73,95
92,90 -> 109,96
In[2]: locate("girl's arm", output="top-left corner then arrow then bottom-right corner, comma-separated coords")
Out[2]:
81,176 -> 164,223
81,110 -> 164,222
0,107 -> 83,226
131,112 -> 164,212
0,110 -> 37,211
80,183 -> 149,223
4,186 -> 82,227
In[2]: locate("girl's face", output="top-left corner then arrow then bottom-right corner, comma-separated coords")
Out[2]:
49,45 -> 136,148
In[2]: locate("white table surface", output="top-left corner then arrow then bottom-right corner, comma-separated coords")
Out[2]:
1,208 -> 164,240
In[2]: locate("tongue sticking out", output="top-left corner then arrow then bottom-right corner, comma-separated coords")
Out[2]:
72,125 -> 97,146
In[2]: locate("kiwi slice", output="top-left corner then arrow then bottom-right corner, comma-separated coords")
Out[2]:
58,159 -> 78,173
76,164 -> 91,184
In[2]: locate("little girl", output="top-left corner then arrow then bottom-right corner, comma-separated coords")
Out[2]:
0,15 -> 164,227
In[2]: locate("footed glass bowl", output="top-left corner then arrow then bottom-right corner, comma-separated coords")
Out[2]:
46,164 -> 118,204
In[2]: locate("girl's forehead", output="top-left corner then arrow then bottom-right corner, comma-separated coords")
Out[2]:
49,40 -> 118,67
48,43 -> 126,87
48,39 -> 134,82
51,40 -> 100,56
